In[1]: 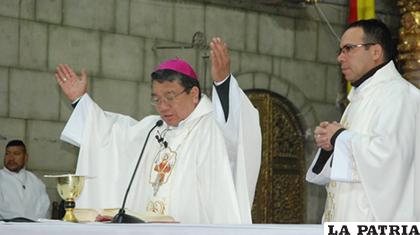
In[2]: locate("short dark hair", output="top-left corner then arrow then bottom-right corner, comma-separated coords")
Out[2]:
6,139 -> 27,154
347,19 -> 395,62
151,69 -> 202,99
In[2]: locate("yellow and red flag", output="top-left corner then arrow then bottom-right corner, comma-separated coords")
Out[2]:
346,0 -> 375,93
348,0 -> 375,24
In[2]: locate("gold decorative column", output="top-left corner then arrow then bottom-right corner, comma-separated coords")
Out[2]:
397,0 -> 420,88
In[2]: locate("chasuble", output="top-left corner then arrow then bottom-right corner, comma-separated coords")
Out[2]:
60,76 -> 261,224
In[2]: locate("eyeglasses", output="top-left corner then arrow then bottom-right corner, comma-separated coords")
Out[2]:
337,43 -> 376,56
151,89 -> 187,106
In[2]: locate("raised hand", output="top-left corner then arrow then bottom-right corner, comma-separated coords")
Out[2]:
55,64 -> 88,102
210,37 -> 230,83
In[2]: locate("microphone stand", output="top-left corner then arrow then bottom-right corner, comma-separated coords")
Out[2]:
112,120 -> 163,223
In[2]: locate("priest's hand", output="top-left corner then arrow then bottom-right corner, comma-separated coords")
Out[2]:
55,64 -> 88,102
210,37 -> 230,83
314,122 -> 333,151
315,121 -> 344,151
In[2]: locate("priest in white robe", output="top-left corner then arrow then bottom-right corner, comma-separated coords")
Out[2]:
0,140 -> 50,220
55,38 -> 261,224
306,19 -> 420,221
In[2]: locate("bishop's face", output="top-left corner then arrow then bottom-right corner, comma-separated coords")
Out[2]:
151,80 -> 199,127
4,146 -> 28,173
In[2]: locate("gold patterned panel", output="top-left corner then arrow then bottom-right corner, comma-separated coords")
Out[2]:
397,0 -> 420,88
247,90 -> 305,224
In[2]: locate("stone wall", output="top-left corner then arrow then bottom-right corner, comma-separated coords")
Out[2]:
0,0 -> 399,222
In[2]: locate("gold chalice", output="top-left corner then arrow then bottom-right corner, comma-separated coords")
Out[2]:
45,174 -> 85,222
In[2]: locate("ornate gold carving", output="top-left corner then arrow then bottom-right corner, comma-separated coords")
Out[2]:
397,0 -> 420,88
398,0 -> 420,13
247,90 -> 305,223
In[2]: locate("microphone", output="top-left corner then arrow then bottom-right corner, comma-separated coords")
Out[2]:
112,120 -> 163,223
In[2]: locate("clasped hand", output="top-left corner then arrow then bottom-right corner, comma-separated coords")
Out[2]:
314,121 -> 343,151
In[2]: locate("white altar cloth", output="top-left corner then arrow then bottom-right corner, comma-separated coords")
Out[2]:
0,222 -> 323,235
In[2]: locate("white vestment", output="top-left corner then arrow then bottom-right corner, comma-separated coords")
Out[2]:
0,168 -> 50,220
212,76 -> 261,218
60,76 -> 261,224
306,61 -> 420,221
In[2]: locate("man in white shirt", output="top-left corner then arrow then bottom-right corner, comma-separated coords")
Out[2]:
306,19 -> 420,221
0,140 -> 50,220
55,38 -> 261,223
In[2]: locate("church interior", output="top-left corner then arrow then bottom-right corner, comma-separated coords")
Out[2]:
0,0 -> 418,225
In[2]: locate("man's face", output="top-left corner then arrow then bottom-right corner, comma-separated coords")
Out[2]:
4,146 -> 28,173
152,80 -> 199,127
337,27 -> 378,83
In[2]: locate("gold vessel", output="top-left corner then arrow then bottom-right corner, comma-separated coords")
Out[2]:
47,174 -> 85,222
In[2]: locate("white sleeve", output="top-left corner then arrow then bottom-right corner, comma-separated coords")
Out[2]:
415,109 -> 420,221
306,131 -> 359,185
35,180 -> 51,219
60,93 -> 139,147
330,130 -> 360,182
0,185 -> 6,220
60,93 -> 91,147
212,75 -> 262,207
305,148 -> 332,185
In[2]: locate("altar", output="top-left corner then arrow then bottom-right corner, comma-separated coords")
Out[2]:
0,222 -> 323,235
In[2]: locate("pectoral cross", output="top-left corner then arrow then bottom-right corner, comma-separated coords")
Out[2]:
152,159 -> 171,196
